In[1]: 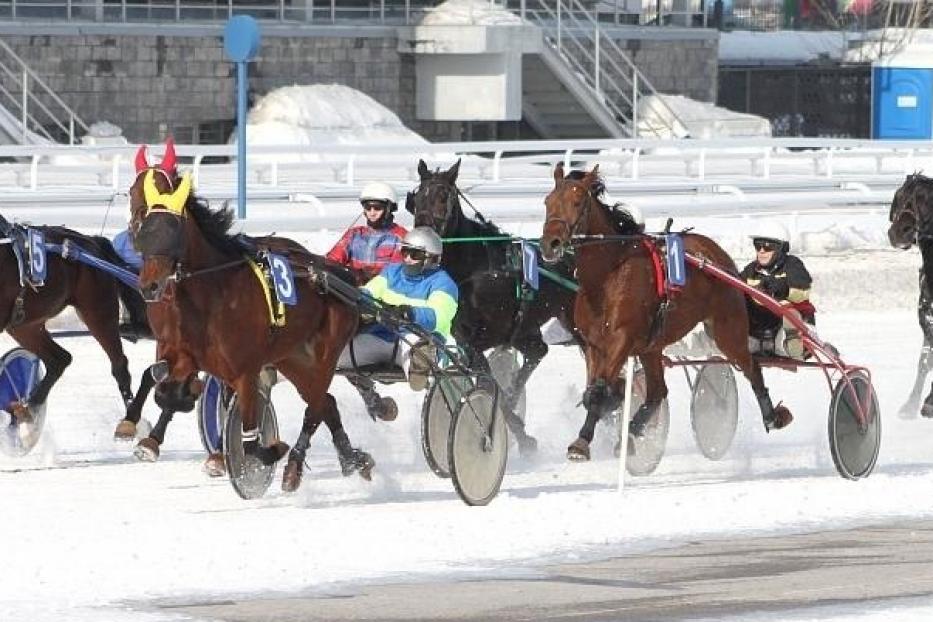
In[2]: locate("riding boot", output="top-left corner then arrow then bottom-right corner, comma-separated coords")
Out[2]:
347,375 -> 390,421
408,340 -> 436,391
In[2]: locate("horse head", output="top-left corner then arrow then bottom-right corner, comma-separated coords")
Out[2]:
132,168 -> 192,301
889,173 -> 933,250
129,138 -> 180,240
541,164 -> 605,264
406,158 -> 462,237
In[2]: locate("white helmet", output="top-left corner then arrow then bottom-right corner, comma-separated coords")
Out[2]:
751,221 -> 789,252
359,181 -> 397,208
751,221 -> 788,244
402,226 -> 443,257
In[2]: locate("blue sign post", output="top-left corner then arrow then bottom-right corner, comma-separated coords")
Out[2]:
223,16 -> 261,220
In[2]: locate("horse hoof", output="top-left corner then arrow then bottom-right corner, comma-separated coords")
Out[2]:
202,453 -> 226,477
518,434 -> 538,456
566,438 -> 591,462
376,397 -> 398,422
281,459 -> 303,493
921,402 -> 933,419
11,402 -> 33,424
764,405 -> 794,432
134,437 -> 160,462
261,441 -> 290,466
340,450 -> 375,480
113,419 -> 137,441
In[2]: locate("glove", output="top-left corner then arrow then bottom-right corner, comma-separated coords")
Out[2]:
359,307 -> 378,325
758,275 -> 789,299
382,304 -> 414,323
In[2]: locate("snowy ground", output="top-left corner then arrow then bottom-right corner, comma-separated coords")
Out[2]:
2,205 -> 933,621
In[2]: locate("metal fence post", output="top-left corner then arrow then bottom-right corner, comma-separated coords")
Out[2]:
631,71 -> 638,137
21,69 -> 27,144
557,0 -> 561,53
594,25 -> 600,95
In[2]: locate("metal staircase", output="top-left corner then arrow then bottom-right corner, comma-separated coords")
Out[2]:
0,38 -> 89,145
512,0 -> 687,139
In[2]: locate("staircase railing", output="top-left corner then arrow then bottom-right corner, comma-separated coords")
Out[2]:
0,38 -> 89,144
509,0 -> 687,138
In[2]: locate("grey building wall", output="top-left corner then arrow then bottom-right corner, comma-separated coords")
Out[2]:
0,24 -> 716,143
608,29 -> 719,103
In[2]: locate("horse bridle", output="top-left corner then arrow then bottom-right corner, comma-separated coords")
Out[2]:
545,178 -> 596,245
891,175 -> 933,243
411,178 -> 460,234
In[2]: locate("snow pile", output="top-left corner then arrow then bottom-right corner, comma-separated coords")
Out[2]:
239,84 -> 428,162
636,94 -> 771,139
419,0 -> 523,26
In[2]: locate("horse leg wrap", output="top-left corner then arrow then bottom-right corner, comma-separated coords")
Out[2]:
755,389 -> 774,421
922,390 -> 933,418
332,429 -> 374,479
629,401 -> 661,438
581,380 -> 609,414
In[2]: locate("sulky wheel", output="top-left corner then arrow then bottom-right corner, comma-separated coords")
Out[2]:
690,364 -> 739,461
449,386 -> 508,506
197,374 -> 228,456
828,370 -> 881,480
223,389 -> 280,500
617,366 -> 670,477
420,374 -> 470,478
0,348 -> 47,457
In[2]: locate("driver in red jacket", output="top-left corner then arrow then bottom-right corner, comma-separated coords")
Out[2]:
326,181 -> 408,284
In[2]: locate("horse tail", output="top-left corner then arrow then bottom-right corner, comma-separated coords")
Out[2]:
91,236 -> 150,331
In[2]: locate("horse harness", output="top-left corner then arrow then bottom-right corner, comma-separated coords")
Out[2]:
0,220 -> 50,329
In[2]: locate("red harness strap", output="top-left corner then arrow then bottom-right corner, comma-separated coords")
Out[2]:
641,237 -> 668,299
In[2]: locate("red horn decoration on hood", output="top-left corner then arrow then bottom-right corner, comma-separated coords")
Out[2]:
160,137 -> 177,175
134,145 -> 150,173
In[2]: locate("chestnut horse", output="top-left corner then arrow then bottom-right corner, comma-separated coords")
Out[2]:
888,172 -> 933,417
540,165 -> 791,460
0,217 -> 142,427
126,165 -> 372,492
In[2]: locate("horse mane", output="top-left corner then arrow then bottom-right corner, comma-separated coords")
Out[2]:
184,194 -> 243,256
565,169 -> 639,236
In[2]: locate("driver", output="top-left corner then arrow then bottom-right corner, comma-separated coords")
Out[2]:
326,181 -> 408,284
337,227 -> 458,391
739,222 -> 814,359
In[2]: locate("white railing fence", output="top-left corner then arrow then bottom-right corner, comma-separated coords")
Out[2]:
0,137 -> 922,206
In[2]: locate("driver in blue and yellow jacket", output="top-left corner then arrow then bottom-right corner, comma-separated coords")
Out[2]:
337,226 -> 458,391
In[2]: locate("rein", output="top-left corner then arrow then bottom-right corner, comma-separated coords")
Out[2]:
173,258 -> 247,282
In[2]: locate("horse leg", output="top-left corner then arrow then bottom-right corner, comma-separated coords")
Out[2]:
712,317 -> 793,431
504,336 -> 551,455
346,373 -> 397,422
114,362 -> 159,440
7,323 -> 72,418
281,403 -> 323,493
569,334 -> 633,461
465,343 -> 537,453
903,337 -> 933,418
233,375 -> 289,466
323,392 -> 375,479
134,376 -> 198,461
76,297 -> 134,409
629,351 -> 668,437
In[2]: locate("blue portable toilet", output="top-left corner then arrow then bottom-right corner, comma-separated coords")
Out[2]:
873,51 -> 933,139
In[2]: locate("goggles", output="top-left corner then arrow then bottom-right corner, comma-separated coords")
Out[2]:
754,240 -> 780,252
362,201 -> 388,212
402,246 -> 429,261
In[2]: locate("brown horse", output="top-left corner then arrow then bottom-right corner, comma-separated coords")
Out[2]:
540,164 -> 791,460
0,217 -> 142,430
127,165 -> 372,492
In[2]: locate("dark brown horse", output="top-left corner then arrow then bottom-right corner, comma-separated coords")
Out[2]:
0,217 -> 142,431
888,172 -> 933,417
540,164 -> 791,460
127,166 -> 372,492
